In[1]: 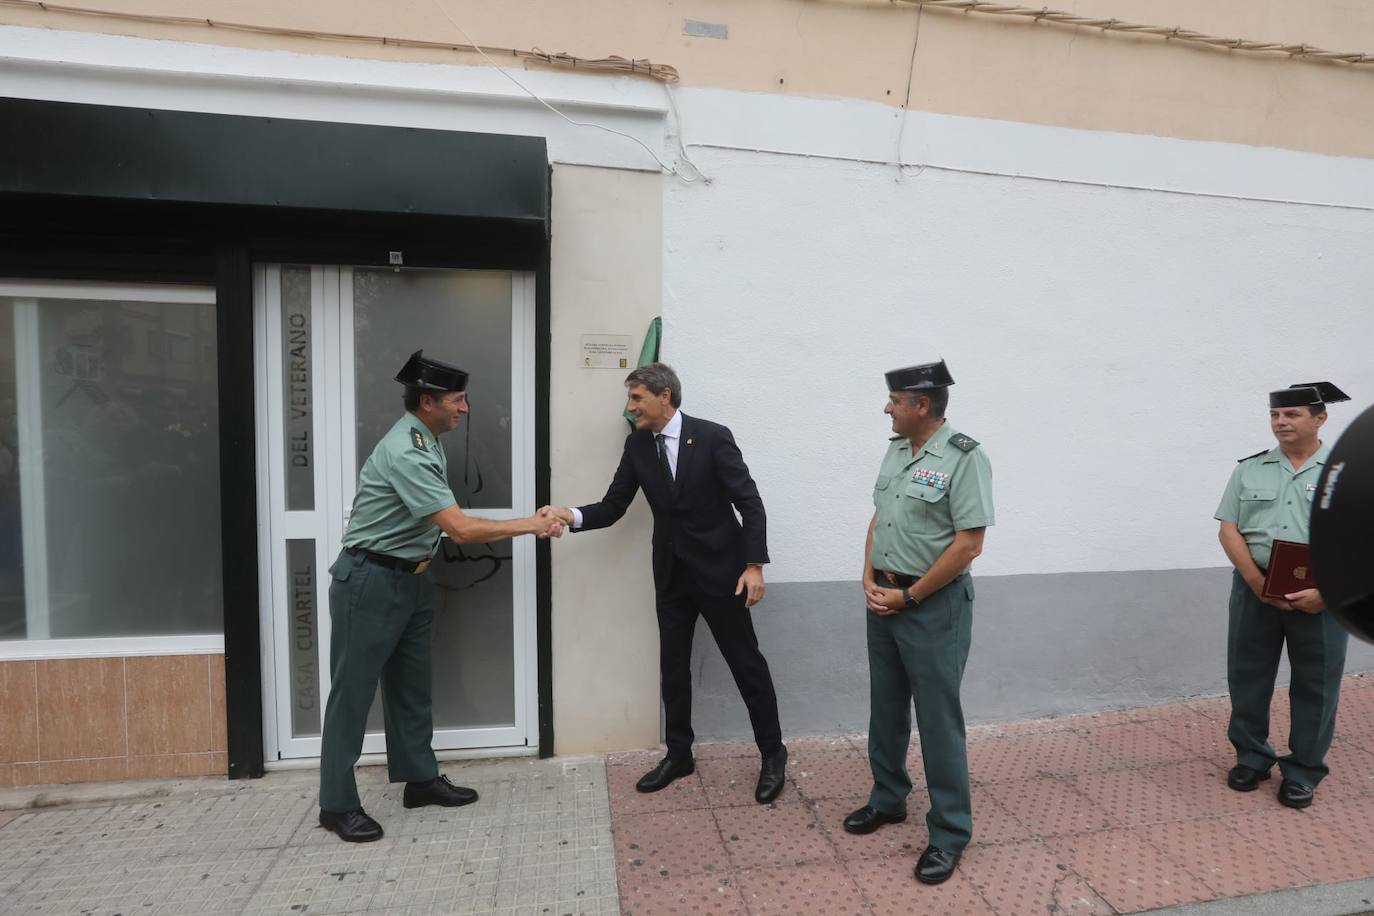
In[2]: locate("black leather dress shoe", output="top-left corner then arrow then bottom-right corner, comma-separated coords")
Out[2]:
636,755 -> 695,793
755,745 -> 788,804
914,845 -> 961,885
842,805 -> 907,835
1227,764 -> 1272,792
319,808 -> 384,843
1278,778 -> 1314,809
403,774 -> 480,809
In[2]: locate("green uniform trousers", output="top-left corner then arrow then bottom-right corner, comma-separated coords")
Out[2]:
319,549 -> 439,813
866,573 -> 974,854
1227,571 -> 1348,788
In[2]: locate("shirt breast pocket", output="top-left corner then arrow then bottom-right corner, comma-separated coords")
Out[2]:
904,479 -> 948,504
1239,488 -> 1277,503
873,473 -> 894,500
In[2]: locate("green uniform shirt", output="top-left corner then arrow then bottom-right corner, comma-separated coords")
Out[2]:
1214,442 -> 1330,568
342,413 -> 456,561
870,420 -> 994,577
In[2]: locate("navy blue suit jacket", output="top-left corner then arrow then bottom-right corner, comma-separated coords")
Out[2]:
575,414 -> 769,596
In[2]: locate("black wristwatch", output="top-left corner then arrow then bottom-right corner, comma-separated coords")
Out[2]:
903,589 -> 922,611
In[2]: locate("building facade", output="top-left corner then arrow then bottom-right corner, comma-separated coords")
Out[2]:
1,0 -> 1372,786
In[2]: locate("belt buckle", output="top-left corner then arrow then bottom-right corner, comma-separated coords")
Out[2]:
413,559 -> 430,575
882,570 -> 897,586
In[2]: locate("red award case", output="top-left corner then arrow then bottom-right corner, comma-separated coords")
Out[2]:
1262,540 -> 1313,599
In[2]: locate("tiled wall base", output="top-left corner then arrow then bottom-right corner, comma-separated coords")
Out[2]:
0,654 -> 228,788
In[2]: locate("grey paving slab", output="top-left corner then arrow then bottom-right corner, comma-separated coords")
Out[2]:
0,756 -> 618,916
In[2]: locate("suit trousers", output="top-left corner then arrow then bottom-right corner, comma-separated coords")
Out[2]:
1227,571 -> 1348,787
319,550 -> 440,813
655,559 -> 783,758
866,573 -> 974,854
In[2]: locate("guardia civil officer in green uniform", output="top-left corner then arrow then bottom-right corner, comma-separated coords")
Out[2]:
843,360 -> 993,886
319,350 -> 561,843
1216,381 -> 1351,810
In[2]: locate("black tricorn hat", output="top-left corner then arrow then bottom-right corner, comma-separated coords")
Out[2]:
1269,382 -> 1350,409
395,350 -> 468,392
1311,403 -> 1374,644
885,360 -> 954,392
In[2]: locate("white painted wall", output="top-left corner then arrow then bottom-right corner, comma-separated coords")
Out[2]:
663,102 -> 1374,582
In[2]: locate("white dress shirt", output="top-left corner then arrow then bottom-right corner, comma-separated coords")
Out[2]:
571,410 -> 682,529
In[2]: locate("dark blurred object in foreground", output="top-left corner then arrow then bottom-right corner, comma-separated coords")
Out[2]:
1311,403 -> 1374,643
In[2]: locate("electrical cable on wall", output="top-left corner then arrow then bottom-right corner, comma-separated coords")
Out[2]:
4,0 -> 1369,73
892,0 -> 1374,67
0,0 -> 706,179
0,0 -> 680,80
4,0 -> 1365,178
662,83 -> 711,183
426,0 -> 707,182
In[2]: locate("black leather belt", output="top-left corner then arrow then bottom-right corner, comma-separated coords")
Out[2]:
874,568 -> 971,591
874,568 -> 918,589
346,546 -> 431,575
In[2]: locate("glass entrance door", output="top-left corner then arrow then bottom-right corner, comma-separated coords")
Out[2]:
254,264 -> 537,761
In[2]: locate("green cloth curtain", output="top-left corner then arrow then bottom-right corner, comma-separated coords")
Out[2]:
624,317 -> 661,428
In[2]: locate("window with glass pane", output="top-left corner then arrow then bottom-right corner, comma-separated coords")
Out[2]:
352,269 -> 513,509
0,288 -> 222,641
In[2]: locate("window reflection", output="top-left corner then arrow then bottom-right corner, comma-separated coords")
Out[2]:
0,290 -> 222,641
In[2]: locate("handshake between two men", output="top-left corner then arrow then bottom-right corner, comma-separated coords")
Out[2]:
319,354 -> 785,851
528,504 -> 767,608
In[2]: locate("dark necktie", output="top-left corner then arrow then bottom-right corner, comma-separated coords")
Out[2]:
655,433 -> 674,484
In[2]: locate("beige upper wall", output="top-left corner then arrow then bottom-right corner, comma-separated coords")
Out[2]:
3,0 -> 1372,157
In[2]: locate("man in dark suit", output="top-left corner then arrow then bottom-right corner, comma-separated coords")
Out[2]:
551,362 -> 787,803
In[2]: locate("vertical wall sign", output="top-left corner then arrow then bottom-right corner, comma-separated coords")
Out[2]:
286,538 -> 320,736
281,266 -> 314,510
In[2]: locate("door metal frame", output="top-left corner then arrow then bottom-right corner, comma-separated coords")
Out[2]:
254,264 -> 538,763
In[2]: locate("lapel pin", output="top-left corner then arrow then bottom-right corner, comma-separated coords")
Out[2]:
687,438 -> 693,445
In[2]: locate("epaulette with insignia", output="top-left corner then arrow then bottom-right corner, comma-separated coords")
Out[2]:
950,433 -> 979,452
410,427 -> 429,450
1237,448 -> 1268,463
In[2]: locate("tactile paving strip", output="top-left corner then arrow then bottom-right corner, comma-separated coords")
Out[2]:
966,731 -> 1093,784
715,802 -> 838,871
607,762 -> 710,816
734,862 -> 871,915
843,856 -> 994,914
809,795 -> 928,862
966,839 -> 1113,915
696,756 -> 770,808
621,871 -> 747,916
1076,721 -> 1196,771
789,751 -> 884,801
614,808 -> 730,880
1137,816 -> 1312,898
1046,827 -> 1216,912
1226,809 -> 1374,884
979,776 -> 1113,838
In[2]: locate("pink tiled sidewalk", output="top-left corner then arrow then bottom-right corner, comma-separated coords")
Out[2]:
608,674 -> 1374,915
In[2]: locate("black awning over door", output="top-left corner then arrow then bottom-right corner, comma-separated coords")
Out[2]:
0,97 -> 549,229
